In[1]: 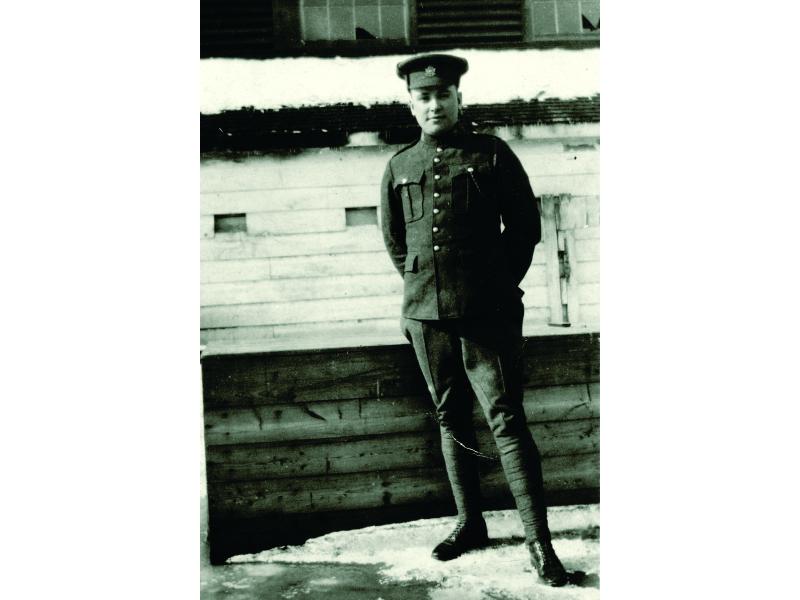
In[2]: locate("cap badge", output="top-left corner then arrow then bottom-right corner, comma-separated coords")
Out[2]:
424,65 -> 437,76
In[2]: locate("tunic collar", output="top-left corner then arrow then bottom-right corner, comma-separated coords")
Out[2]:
419,122 -> 470,149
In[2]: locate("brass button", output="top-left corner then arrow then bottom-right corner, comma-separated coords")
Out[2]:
402,177 -> 408,183
433,208 -> 440,214
433,245 -> 441,251
433,157 -> 440,163
466,167 -> 474,173
434,174 -> 441,180
432,227 -> 439,233
436,147 -> 443,152
433,192 -> 440,198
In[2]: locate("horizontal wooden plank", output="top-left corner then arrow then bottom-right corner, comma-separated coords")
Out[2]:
207,417 -> 599,482
271,318 -> 401,340
576,261 -> 600,283
201,228 -> 548,265
532,174 -> 599,197
200,225 -> 386,261
202,289 -> 550,334
201,157 -> 285,192
513,148 -> 599,179
518,268 -> 547,289
201,273 -> 402,307
201,294 -> 401,329
575,238 -> 599,261
201,184 -> 380,215
247,209 -> 345,235
204,384 -> 599,446
579,283 -> 600,305
520,285 -> 549,309
201,148 -> 392,193
207,453 -> 598,518
201,320 -> 598,357
201,258 -> 271,283
201,251 -> 396,284
572,223 -> 601,240
202,324 -> 275,344
517,124 -> 600,141
579,304 -> 600,324
202,319 -> 405,345
269,251 -> 396,279
201,215 -> 215,239
201,333 -> 599,408
521,307 -> 552,328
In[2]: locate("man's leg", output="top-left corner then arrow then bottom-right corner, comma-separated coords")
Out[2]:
402,318 -> 488,559
459,313 -> 568,586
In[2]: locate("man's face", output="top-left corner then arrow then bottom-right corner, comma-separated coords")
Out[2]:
408,84 -> 461,136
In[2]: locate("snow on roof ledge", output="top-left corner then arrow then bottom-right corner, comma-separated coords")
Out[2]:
200,48 -> 599,115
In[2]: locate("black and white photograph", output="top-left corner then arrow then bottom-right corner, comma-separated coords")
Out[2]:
200,2 -> 599,598
7,2 -> 800,600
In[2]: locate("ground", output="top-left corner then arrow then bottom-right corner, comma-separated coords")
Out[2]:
200,502 -> 599,600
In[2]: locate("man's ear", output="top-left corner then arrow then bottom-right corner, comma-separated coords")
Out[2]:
457,90 -> 463,108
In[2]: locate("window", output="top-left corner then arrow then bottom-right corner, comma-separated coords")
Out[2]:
527,0 -> 599,38
301,0 -> 409,42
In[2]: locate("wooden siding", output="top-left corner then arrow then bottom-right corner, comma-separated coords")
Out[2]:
201,330 -> 599,563
200,131 -> 599,344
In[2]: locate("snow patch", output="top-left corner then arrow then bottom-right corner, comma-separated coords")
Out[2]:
200,48 -> 599,114
229,506 -> 599,599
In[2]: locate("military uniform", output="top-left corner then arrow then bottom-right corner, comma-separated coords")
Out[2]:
381,127 -> 541,318
381,53 -> 568,587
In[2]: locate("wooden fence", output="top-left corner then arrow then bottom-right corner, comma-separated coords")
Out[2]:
201,329 -> 599,563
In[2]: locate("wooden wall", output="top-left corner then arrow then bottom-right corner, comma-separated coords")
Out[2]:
202,329 -> 599,563
200,124 -> 600,344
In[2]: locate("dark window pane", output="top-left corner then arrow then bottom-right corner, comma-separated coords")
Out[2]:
329,3 -> 355,39
303,6 -> 330,40
380,5 -> 406,39
557,0 -> 582,34
214,214 -> 247,234
346,207 -> 378,226
532,1 -> 557,36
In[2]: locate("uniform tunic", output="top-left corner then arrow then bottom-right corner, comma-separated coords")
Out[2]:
380,127 -> 541,320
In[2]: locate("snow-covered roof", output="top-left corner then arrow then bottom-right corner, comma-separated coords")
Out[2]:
200,48 -> 599,115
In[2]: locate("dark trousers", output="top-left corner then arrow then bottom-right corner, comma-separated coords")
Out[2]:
402,306 -> 552,543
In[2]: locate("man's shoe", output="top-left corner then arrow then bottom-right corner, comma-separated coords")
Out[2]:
431,519 -> 489,561
528,539 -> 568,587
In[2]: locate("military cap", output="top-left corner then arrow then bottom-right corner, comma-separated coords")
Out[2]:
396,53 -> 469,89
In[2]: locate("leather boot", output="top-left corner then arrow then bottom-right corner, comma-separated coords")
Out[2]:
528,538 -> 568,587
431,518 -> 489,561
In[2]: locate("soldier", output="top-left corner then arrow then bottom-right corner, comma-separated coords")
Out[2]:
380,53 -> 569,587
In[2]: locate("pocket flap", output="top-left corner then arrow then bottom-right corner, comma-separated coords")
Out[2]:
404,253 -> 418,273
395,164 -> 425,187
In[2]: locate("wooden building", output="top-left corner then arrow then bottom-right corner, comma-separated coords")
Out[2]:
200,0 -> 600,564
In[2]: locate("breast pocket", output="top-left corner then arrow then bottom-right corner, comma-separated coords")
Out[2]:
395,173 -> 425,223
451,163 -> 490,215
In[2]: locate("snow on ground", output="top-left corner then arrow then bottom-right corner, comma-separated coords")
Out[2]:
200,48 -> 599,114
227,505 -> 599,600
